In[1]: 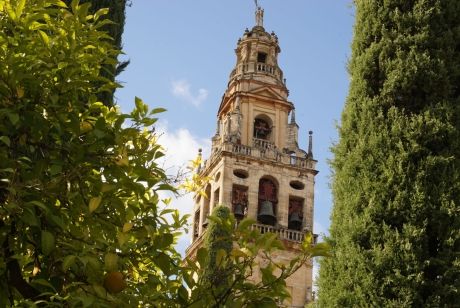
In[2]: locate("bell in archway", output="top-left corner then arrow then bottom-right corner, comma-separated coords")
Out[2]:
233,203 -> 245,219
288,212 -> 302,230
258,200 -> 276,225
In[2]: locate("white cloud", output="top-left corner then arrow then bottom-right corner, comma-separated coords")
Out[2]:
171,79 -> 208,107
155,122 -> 211,256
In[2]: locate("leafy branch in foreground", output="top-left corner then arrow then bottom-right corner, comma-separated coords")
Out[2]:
0,1 -> 186,306
181,206 -> 330,308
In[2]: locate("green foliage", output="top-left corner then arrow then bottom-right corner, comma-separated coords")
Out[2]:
63,0 -> 130,106
0,1 -> 331,307
202,206 -> 233,288
317,1 -> 460,307
184,207 -> 330,307
0,1 -> 186,306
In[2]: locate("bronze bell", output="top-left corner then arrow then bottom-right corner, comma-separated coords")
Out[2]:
258,200 -> 276,225
233,203 -> 245,219
288,212 -> 302,230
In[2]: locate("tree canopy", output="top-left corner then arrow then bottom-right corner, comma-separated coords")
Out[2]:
318,1 -> 460,306
0,1 -> 329,307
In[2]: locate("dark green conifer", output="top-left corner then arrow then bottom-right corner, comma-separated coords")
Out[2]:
318,1 -> 460,306
202,206 -> 233,288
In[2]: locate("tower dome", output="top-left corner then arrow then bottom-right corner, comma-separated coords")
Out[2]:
229,7 -> 286,88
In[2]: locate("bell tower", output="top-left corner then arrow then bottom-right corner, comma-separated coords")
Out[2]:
186,5 -> 318,306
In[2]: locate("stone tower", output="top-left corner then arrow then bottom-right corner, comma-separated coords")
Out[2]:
185,6 -> 318,307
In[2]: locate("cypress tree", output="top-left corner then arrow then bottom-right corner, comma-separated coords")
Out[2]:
318,1 -> 460,307
202,206 -> 233,288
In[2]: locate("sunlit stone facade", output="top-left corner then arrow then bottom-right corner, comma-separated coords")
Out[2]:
185,7 -> 318,307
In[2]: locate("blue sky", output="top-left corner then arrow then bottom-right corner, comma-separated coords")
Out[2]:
116,1 -> 355,256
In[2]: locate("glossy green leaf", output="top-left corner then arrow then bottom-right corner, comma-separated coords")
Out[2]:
104,253 -> 118,272
15,0 -> 25,18
38,30 -> 49,46
0,136 -> 10,147
88,196 -> 102,213
41,230 -> 55,256
154,252 -> 171,275
62,255 -> 76,272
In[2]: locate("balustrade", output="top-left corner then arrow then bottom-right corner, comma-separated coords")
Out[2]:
230,62 -> 279,80
253,138 -> 274,150
251,223 -> 316,244
209,141 -> 315,171
232,143 -> 252,156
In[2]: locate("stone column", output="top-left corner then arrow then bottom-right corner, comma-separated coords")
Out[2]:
247,169 -> 259,220
277,176 -> 289,228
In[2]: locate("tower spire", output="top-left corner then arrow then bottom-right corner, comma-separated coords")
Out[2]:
308,131 -> 314,158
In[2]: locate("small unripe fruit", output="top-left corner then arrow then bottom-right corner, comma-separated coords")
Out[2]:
103,271 -> 126,293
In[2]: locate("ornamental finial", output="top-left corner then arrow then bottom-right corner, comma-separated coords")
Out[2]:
254,1 -> 264,27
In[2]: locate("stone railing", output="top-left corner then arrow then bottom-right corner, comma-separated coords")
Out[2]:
232,143 -> 252,156
252,138 -> 274,150
256,63 -> 275,74
251,223 -> 317,244
229,62 -> 282,81
218,142 -> 315,170
185,223 -> 318,259
200,142 -> 315,174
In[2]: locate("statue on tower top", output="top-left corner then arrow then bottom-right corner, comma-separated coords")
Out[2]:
254,0 -> 264,27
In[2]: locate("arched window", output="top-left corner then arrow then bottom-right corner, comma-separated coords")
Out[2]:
253,115 -> 272,140
257,52 -> 267,63
232,185 -> 248,220
257,177 -> 278,226
288,197 -> 304,231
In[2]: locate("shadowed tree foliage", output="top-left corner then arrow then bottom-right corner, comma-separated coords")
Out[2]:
64,0 -> 130,106
202,206 -> 233,288
318,1 -> 460,307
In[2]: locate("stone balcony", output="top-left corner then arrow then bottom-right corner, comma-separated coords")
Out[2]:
229,61 -> 284,83
252,137 -> 274,150
185,223 -> 318,259
251,223 -> 318,245
205,141 -> 316,172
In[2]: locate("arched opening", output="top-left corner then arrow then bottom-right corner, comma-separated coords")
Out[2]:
253,115 -> 272,141
213,187 -> 220,209
257,177 -> 278,226
289,151 -> 297,165
232,185 -> 248,220
288,197 -> 304,231
257,52 -> 267,63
